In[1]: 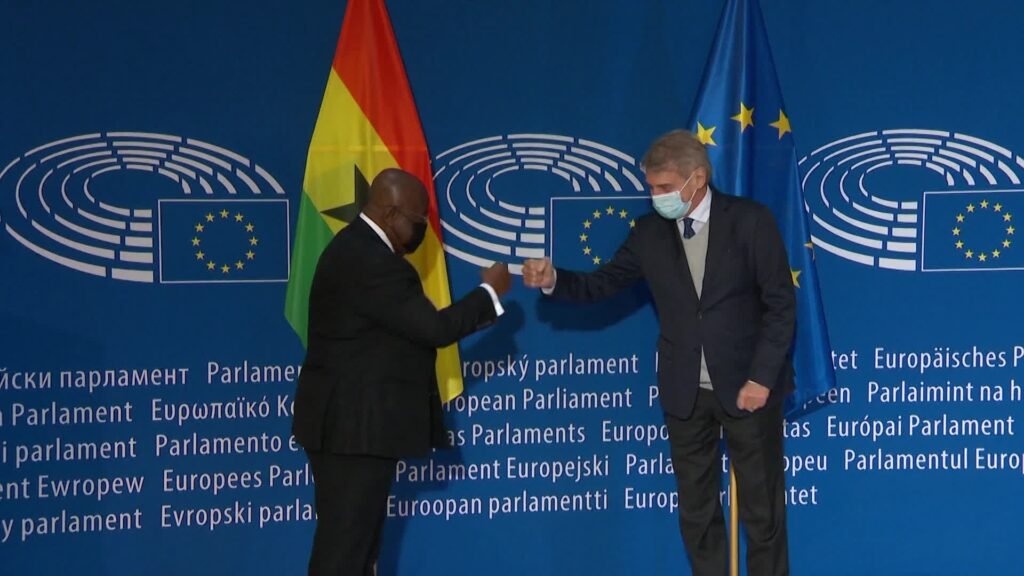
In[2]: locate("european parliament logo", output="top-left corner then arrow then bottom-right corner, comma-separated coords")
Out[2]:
0,132 -> 289,283
431,133 -> 649,273
800,128 -> 1024,273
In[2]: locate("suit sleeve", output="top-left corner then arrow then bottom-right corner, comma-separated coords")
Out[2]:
748,207 -> 797,388
356,255 -> 497,349
550,224 -> 644,302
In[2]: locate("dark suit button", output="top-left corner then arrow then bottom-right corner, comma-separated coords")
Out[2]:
692,346 -> 700,353
697,312 -> 703,320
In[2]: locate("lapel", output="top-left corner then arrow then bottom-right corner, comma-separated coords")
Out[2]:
350,214 -> 397,256
658,214 -> 700,303
350,215 -> 423,284
701,189 -> 732,298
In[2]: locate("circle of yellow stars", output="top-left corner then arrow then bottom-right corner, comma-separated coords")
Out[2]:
581,205 -> 635,265
952,199 -> 1013,262
192,209 -> 259,274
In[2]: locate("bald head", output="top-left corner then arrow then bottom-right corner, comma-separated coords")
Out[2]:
367,168 -> 428,212
363,168 -> 430,255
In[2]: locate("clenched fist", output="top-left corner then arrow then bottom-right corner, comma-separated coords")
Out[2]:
522,257 -> 555,290
480,262 -> 511,296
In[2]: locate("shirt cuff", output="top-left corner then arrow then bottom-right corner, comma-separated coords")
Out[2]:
541,268 -> 557,296
479,283 -> 505,317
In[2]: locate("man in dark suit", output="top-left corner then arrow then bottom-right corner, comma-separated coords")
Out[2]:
523,130 -> 795,576
292,168 -> 510,576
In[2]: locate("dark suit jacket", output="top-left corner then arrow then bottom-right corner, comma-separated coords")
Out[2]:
551,191 -> 795,419
292,216 -> 497,458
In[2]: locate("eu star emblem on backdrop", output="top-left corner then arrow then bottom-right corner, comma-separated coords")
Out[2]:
550,197 -> 651,270
158,199 -> 289,283
689,0 -> 836,414
921,190 -> 1022,271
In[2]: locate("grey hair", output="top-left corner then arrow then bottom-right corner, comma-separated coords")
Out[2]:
641,129 -> 712,180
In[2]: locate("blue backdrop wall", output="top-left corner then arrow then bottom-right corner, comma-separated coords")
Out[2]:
2,1 -> 1022,574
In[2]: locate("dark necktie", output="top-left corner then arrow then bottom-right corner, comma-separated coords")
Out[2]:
682,217 -> 696,239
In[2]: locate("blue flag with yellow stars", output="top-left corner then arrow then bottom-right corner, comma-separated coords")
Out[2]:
689,0 -> 836,414
158,199 -> 290,283
920,190 -> 1022,271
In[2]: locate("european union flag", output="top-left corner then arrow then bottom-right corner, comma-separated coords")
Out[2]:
689,0 -> 836,413
549,196 -> 651,270
921,190 -> 1023,271
158,199 -> 290,283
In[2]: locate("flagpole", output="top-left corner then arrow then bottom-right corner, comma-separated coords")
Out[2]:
729,466 -> 739,576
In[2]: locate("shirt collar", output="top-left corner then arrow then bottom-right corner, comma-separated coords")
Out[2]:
360,212 -> 394,253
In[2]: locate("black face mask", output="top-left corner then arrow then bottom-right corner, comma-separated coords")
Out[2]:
403,220 -> 428,254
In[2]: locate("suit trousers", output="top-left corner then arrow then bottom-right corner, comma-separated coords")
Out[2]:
665,389 -> 788,576
306,451 -> 398,576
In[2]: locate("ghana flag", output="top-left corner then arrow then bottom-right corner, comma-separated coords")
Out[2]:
284,0 -> 465,402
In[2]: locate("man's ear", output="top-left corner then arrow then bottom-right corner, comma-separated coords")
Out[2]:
697,167 -> 709,188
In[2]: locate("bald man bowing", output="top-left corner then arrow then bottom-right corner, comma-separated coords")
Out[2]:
292,168 -> 511,576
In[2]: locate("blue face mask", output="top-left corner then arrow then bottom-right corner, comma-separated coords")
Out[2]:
651,172 -> 696,220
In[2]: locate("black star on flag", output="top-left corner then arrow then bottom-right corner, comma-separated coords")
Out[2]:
321,165 -> 370,223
